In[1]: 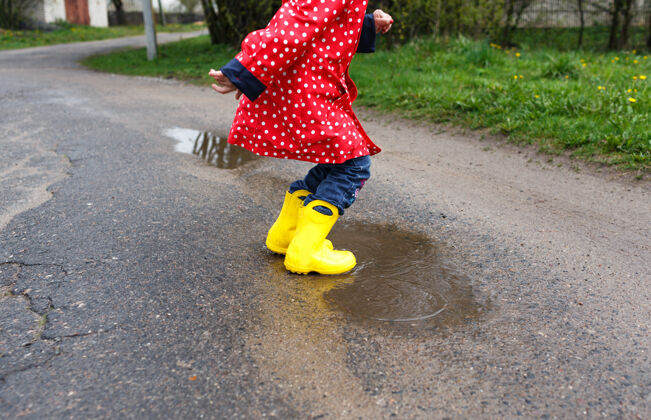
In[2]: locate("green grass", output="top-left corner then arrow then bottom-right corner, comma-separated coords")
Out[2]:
351,37 -> 650,170
0,22 -> 205,50
83,35 -> 236,82
82,31 -> 650,172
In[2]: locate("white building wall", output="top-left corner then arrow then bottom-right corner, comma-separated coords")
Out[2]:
121,0 -> 143,12
43,0 -> 66,23
89,0 -> 109,26
28,1 -> 45,23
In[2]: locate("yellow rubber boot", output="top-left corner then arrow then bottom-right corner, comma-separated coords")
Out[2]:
284,200 -> 356,275
266,190 -> 311,254
266,190 -> 335,255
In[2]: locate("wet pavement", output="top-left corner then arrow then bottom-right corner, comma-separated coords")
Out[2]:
1,35 -> 650,419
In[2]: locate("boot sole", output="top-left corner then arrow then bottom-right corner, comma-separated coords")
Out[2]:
284,260 -> 356,276
265,240 -> 288,255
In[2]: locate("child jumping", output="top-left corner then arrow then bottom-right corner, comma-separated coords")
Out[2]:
209,1 -> 393,275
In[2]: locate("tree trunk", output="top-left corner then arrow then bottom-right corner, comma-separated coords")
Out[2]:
8,0 -> 14,28
200,0 -> 219,44
442,0 -> 452,37
111,0 -> 126,25
577,0 -> 585,48
608,0 -> 622,50
514,0 -> 531,28
157,0 -> 166,26
455,0 -> 461,36
434,0 -> 441,37
502,0 -> 515,45
619,0 -> 633,49
215,1 -> 244,45
647,8 -> 651,49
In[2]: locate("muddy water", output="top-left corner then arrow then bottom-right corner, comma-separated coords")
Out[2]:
326,222 -> 481,324
269,221 -> 482,325
163,127 -> 258,169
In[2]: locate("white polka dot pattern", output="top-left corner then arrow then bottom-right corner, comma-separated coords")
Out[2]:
227,0 -> 381,164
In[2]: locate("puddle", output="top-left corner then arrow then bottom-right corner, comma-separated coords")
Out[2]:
163,127 -> 258,169
273,222 -> 483,325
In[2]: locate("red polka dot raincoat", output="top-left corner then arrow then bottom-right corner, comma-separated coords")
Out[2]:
225,0 -> 381,164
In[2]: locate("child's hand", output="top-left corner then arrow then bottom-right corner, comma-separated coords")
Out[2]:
373,9 -> 393,34
209,69 -> 242,100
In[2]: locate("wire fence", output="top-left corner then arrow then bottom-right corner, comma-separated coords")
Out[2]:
520,0 -> 650,27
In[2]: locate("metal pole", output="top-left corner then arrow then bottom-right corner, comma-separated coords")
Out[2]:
157,0 -> 166,26
142,0 -> 157,60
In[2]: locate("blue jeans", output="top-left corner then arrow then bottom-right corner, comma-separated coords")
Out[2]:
289,156 -> 371,215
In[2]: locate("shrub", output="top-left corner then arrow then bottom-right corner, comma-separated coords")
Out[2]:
201,0 -> 281,46
0,0 -> 37,29
371,0 -> 505,46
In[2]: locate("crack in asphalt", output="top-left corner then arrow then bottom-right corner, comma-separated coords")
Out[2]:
0,261 -> 68,272
1,261 -> 67,348
41,324 -> 119,341
0,303 -> 118,382
0,352 -> 60,383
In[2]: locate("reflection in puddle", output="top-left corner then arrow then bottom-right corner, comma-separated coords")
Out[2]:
163,127 -> 258,169
272,222 -> 482,324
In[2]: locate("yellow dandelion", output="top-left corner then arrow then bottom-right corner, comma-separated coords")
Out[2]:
565,75 -> 569,79
580,58 -> 585,62
582,63 -> 587,68
598,86 -> 606,91
628,97 -> 636,103
615,57 -> 620,61
640,75 -> 647,80
535,94 -> 540,98
515,52 -> 521,57
519,75 -> 524,79
634,60 -> 638,64
632,50 -> 636,54
627,89 -> 632,93
644,56 -> 648,60
633,76 -> 638,80
513,75 -> 518,79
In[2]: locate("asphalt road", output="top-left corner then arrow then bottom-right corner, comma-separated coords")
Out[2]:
1,33 -> 649,419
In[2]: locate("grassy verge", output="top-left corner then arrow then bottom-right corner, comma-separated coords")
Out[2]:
83,31 -> 650,172
83,35 -> 235,81
352,37 -> 649,171
0,22 -> 204,50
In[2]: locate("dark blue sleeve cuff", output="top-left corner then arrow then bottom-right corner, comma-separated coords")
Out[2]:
220,58 -> 266,102
357,13 -> 376,53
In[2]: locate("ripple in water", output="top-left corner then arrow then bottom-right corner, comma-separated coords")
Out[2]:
320,223 -> 480,324
163,127 -> 258,169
